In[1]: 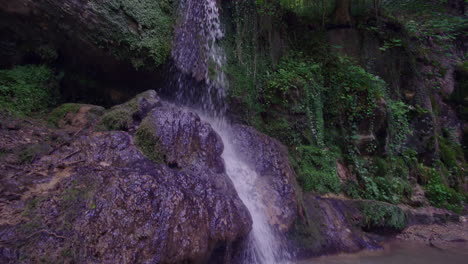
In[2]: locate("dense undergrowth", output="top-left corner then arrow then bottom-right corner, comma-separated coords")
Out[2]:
0,65 -> 60,116
224,0 -> 467,212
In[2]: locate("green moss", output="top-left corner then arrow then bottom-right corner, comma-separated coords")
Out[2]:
361,202 -> 407,232
0,65 -> 60,116
97,90 -> 158,131
134,121 -> 164,163
98,107 -> 134,131
97,97 -> 139,131
48,103 -> 82,126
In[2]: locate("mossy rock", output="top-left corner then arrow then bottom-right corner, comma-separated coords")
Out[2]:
97,90 -> 160,131
99,0 -> 176,68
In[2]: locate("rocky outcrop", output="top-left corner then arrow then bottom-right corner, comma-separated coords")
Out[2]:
230,125 -> 299,232
0,91 -> 254,263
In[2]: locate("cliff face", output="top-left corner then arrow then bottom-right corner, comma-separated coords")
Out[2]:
0,0 -> 175,69
0,0 -> 466,262
0,0 -> 176,104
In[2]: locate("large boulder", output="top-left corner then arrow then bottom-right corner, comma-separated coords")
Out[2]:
0,104 -> 252,263
135,105 -> 224,172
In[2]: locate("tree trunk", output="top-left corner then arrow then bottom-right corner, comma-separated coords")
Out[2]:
332,0 -> 352,26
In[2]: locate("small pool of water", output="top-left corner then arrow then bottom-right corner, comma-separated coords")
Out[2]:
299,240 -> 468,264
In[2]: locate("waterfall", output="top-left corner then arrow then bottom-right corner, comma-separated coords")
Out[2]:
173,0 -> 228,119
172,0 -> 290,263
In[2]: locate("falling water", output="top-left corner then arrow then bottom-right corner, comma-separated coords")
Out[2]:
172,0 -> 289,263
173,0 -> 228,118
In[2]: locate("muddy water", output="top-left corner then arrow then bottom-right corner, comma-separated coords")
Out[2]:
300,241 -> 468,264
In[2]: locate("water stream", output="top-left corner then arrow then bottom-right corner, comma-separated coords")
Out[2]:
299,240 -> 468,264
172,0 -> 289,263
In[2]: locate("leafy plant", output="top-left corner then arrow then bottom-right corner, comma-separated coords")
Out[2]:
293,145 -> 341,194
361,202 -> 407,232
425,169 -> 464,213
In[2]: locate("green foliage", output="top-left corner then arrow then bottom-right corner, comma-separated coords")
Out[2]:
437,131 -> 467,191
361,202 -> 407,231
0,65 -> 60,116
225,2 -> 462,206
267,54 -> 325,146
425,170 -> 464,213
324,56 -> 386,145
48,103 -> 82,126
350,155 -> 414,204
342,179 -> 362,199
293,145 -> 341,194
383,0 -> 467,48
387,100 -> 412,154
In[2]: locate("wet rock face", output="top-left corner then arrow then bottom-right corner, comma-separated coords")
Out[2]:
291,195 -> 381,259
0,93 -> 253,263
230,124 -> 299,232
138,105 -> 225,171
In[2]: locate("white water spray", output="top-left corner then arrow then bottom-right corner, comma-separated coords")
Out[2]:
213,122 -> 290,264
173,1 -> 289,263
